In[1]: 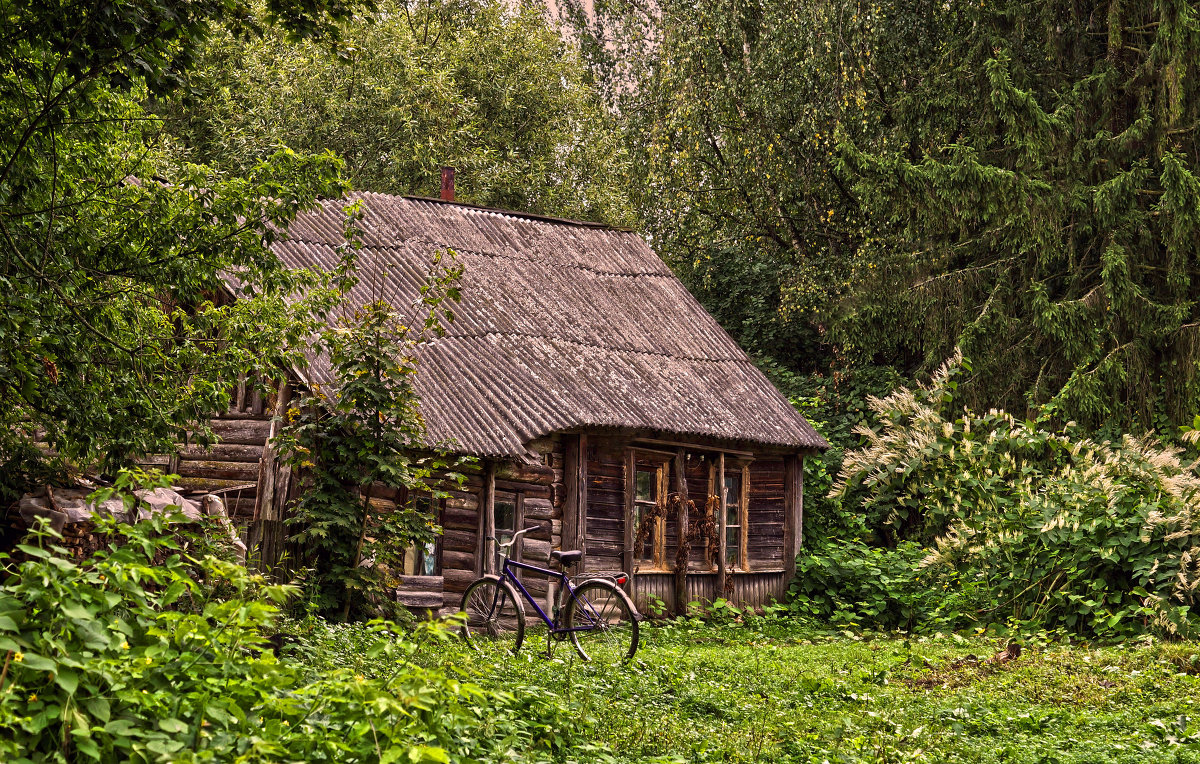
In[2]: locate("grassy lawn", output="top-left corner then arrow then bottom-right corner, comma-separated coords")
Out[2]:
441,618 -> 1200,763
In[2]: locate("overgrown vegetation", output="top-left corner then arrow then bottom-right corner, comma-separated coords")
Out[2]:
0,0 -> 360,504
793,354 -> 1200,638
159,0 -> 635,225
0,474 -> 580,763
276,240 -> 466,619
6,492 -> 1200,764
293,615 -> 1200,764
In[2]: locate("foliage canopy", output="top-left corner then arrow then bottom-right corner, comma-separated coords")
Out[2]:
0,0 -> 367,501
160,0 -> 634,225
843,0 -> 1200,428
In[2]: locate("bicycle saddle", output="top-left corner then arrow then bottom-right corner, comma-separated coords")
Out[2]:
551,549 -> 583,566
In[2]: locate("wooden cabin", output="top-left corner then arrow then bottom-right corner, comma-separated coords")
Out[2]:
183,193 -> 827,615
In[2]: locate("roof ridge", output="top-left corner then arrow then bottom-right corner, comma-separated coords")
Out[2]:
434,330 -> 753,365
371,192 -> 633,231
280,231 -> 675,280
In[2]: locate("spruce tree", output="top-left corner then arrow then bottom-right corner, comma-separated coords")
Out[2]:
844,0 -> 1200,428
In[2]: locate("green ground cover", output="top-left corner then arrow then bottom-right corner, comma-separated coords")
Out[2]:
294,618 -> 1200,763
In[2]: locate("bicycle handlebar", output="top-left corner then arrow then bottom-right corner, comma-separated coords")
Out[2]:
494,526 -> 537,549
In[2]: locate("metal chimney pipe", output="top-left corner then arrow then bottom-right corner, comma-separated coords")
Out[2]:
440,167 -> 455,201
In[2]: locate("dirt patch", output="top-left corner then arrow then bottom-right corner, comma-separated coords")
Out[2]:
900,643 -> 1024,690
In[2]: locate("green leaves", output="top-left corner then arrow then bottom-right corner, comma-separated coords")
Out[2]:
158,0 -> 633,227
1,482 -> 553,763
843,0 -> 1200,428
0,0 -> 360,503
277,270 -> 468,619
823,357 -> 1200,637
569,0 -> 881,363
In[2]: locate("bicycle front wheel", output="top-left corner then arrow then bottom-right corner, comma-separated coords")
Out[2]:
460,575 -> 525,654
565,579 -> 639,663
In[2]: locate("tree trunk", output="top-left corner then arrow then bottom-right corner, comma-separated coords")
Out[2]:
342,482 -> 374,622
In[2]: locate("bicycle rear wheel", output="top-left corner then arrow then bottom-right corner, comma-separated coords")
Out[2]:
564,579 -> 639,663
460,575 -> 525,654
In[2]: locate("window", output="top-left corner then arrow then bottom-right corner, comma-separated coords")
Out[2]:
723,473 -> 742,569
628,452 -> 669,570
495,492 -> 518,546
490,490 -> 523,574
634,466 -> 659,564
404,539 -> 439,576
403,492 -> 441,576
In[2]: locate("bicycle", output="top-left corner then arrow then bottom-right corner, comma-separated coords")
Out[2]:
459,526 -> 640,663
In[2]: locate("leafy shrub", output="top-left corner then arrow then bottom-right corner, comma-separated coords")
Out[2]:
0,471 -> 581,763
820,352 -> 1200,637
278,249 -> 467,620
279,617 -> 591,756
780,363 -> 903,543
790,540 -> 989,631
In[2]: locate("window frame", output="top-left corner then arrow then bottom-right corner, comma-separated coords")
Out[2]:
709,459 -> 752,573
399,489 -> 444,577
722,471 -> 744,570
732,463 -> 751,571
493,489 -> 524,564
625,449 -> 671,572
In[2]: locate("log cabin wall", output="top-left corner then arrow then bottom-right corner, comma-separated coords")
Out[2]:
425,467 -> 482,612
747,459 -> 787,571
583,441 -> 625,573
480,445 -> 560,615
164,375 -> 569,615
143,376 -> 279,535
575,437 -> 802,614
355,437 -> 565,616
167,392 -> 797,617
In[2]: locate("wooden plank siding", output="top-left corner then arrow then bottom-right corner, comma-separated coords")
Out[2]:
584,448 -> 625,573
632,571 -> 790,614
747,458 -> 787,571
686,456 -> 714,568
572,445 -> 800,614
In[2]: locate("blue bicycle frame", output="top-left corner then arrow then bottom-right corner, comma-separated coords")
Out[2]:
499,557 -> 617,633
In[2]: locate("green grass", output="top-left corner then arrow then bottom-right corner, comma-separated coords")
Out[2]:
296,617 -> 1200,763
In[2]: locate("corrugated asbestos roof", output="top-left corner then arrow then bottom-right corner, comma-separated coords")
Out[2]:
268,192 -> 828,457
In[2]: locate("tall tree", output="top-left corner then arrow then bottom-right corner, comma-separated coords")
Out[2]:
158,0 -> 634,225
276,249 -> 464,619
843,0 -> 1200,428
0,0 -> 365,499
561,0 -> 953,371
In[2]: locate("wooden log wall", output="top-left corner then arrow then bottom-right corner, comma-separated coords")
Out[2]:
582,447 -> 790,578
537,436 -> 566,555
584,446 -> 625,573
747,458 -> 787,571
491,454 -> 558,606
686,455 -> 714,569
173,413 -> 274,520
143,377 -> 279,527
438,469 -> 484,603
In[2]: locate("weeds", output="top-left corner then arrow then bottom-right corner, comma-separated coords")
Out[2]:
296,617 -> 1200,763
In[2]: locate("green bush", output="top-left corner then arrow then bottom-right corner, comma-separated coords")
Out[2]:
0,471 -> 582,763
779,363 -> 903,543
790,540 -> 987,631
795,353 -> 1200,638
